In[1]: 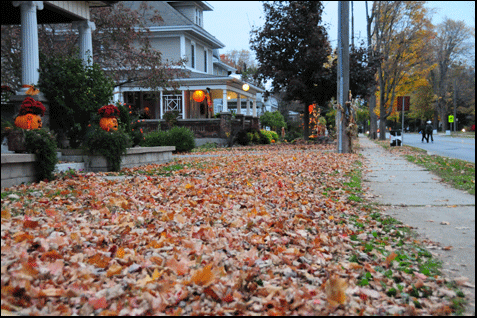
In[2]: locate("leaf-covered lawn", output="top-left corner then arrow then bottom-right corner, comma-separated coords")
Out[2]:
1,144 -> 468,315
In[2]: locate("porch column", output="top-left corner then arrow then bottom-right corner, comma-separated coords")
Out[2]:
222,90 -> 228,112
237,94 -> 241,114
13,1 -> 43,94
252,98 -> 257,117
74,20 -> 96,66
182,90 -> 186,119
246,97 -> 250,116
159,90 -> 163,119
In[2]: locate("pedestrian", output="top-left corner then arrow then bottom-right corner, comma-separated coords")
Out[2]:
419,123 -> 427,143
425,120 -> 433,143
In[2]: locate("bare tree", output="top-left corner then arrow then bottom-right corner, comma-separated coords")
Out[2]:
430,18 -> 474,131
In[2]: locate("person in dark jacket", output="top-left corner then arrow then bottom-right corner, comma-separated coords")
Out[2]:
425,120 -> 433,143
419,123 -> 427,143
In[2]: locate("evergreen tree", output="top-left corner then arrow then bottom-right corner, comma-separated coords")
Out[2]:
250,1 -> 333,139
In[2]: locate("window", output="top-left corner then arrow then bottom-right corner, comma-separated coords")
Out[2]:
204,50 -> 207,72
191,43 -> 195,68
196,8 -> 202,26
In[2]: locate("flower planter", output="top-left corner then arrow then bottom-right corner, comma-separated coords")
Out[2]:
7,130 -> 26,153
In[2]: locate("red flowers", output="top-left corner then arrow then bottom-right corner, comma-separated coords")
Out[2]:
19,97 -> 45,116
98,104 -> 120,118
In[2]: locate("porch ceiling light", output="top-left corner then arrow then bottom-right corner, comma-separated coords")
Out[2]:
242,83 -> 250,91
192,90 -> 205,103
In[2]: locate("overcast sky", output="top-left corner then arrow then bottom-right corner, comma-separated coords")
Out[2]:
204,1 -> 475,59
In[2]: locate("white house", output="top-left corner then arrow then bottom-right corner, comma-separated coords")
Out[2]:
115,1 -> 264,120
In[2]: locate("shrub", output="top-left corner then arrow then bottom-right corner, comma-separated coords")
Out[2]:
83,125 -> 131,172
167,126 -> 195,152
260,111 -> 286,132
38,53 -> 114,148
141,130 -> 168,147
24,129 -> 58,181
163,111 -> 180,128
141,126 -> 195,152
258,130 -> 270,144
235,129 -> 251,146
117,102 -> 145,147
260,129 -> 280,143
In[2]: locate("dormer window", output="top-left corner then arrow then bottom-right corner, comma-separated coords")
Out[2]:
195,8 -> 202,26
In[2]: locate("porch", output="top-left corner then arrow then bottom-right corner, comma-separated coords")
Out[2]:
139,113 -> 260,146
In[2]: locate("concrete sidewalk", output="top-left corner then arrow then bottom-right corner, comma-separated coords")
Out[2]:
358,135 -> 475,315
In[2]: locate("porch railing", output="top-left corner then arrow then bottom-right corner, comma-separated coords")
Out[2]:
139,113 -> 260,139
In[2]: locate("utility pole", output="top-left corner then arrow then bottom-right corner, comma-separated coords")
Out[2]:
337,1 -> 350,153
351,1 -> 354,50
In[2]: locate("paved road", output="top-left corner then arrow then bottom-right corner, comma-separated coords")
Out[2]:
382,133 -> 475,163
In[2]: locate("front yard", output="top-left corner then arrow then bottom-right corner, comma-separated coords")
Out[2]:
1,143 -> 468,315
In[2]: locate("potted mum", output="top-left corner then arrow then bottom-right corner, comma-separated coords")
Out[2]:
98,104 -> 120,131
7,96 -> 46,152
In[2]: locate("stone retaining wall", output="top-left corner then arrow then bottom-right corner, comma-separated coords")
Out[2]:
1,146 -> 175,188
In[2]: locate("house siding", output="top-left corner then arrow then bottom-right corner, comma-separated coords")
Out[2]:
174,6 -> 196,24
150,37 -> 180,63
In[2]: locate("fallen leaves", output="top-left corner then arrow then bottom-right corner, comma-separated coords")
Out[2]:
324,275 -> 347,306
0,143 -> 468,315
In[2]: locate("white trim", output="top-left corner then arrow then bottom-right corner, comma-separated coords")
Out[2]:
191,40 -> 196,69
180,35 -> 186,60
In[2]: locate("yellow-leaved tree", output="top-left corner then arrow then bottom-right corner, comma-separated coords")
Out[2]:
372,1 -> 435,139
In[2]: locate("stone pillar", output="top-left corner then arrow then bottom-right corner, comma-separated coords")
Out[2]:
235,113 -> 245,130
222,90 -> 228,112
13,1 -> 43,93
73,20 -> 96,66
237,94 -> 241,114
252,98 -> 257,117
246,97 -> 250,116
219,112 -> 232,138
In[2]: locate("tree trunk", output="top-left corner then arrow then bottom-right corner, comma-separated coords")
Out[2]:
303,104 -> 309,140
368,92 -> 378,139
378,69 -> 387,140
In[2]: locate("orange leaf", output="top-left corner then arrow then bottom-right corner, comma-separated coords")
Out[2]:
41,250 -> 63,261
166,257 -> 189,276
414,279 -> 425,289
23,220 -> 39,229
222,293 -> 234,303
13,232 -> 34,243
88,253 -> 111,269
116,247 -> 125,259
89,297 -> 108,310
45,209 -> 57,217
152,268 -> 163,280
204,286 -> 221,302
1,209 -> 11,219
324,275 -> 347,306
106,263 -> 123,277
385,252 -> 398,268
70,232 -> 81,243
191,263 -> 215,286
